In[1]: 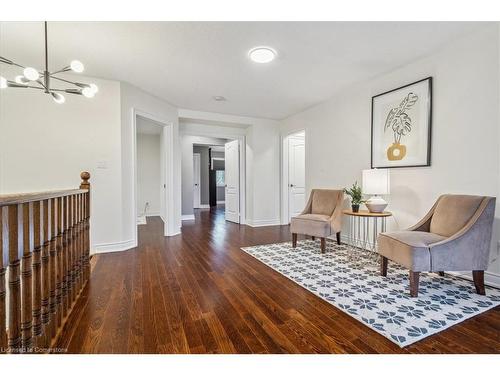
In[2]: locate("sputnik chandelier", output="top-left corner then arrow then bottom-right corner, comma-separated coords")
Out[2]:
0,21 -> 98,104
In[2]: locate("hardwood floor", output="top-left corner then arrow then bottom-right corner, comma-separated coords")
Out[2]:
57,206 -> 500,353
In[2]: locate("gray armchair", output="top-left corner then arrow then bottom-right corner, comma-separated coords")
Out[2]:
290,189 -> 344,253
378,194 -> 496,297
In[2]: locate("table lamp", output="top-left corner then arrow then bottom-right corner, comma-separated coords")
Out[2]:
362,169 -> 390,213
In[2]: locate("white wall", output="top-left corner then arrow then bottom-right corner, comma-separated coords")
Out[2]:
280,25 -> 500,276
0,72 -> 123,251
137,133 -> 161,216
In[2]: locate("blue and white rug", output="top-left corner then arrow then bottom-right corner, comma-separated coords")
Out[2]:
241,240 -> 500,347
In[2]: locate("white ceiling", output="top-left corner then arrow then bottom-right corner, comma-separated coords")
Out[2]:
0,22 -> 489,119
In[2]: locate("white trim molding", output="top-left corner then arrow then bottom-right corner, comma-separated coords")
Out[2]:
182,214 -> 195,221
92,239 -> 137,254
246,218 -> 282,227
448,271 -> 500,289
199,204 -> 210,209
217,200 -> 226,204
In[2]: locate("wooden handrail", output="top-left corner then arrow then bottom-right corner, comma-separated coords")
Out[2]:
0,171 -> 91,353
0,189 -> 88,207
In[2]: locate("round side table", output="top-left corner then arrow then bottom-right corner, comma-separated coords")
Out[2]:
342,210 -> 392,253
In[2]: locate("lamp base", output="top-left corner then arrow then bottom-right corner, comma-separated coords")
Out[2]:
365,196 -> 388,213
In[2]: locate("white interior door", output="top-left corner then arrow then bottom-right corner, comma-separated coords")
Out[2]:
224,140 -> 240,223
288,135 -> 305,221
193,153 -> 201,209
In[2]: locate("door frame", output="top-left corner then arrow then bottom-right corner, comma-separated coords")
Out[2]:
281,129 -> 306,225
180,130 -> 246,225
193,153 -> 201,209
132,108 -> 177,242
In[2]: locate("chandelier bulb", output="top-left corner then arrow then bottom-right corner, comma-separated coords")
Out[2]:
82,86 -> 95,98
23,67 -> 40,81
51,92 -> 66,104
89,83 -> 99,93
0,76 -> 7,89
70,60 -> 84,73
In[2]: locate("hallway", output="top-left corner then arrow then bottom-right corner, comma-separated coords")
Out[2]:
57,207 -> 500,353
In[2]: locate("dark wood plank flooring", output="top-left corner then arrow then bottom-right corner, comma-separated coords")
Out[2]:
57,206 -> 500,353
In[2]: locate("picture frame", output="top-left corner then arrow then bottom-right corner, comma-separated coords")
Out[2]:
371,77 -> 432,168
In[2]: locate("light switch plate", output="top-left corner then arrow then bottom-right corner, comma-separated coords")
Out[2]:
97,161 -> 108,169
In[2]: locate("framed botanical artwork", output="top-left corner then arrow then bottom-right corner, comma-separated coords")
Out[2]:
371,77 -> 432,168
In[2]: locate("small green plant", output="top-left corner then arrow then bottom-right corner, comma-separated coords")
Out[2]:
344,182 -> 364,205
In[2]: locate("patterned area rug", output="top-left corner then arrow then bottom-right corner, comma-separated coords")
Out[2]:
241,240 -> 500,347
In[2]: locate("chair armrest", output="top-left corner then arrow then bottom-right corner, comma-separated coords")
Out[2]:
429,197 -> 496,271
300,189 -> 314,215
406,197 -> 441,232
328,192 -> 345,233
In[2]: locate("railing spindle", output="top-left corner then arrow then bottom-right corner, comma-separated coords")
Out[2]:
62,196 -> 69,316
48,198 -> 57,342
41,199 -> 51,347
7,204 -> 22,351
32,201 -> 43,346
56,197 -> 63,330
21,202 -> 33,350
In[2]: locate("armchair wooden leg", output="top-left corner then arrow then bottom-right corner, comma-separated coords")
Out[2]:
409,271 -> 420,297
336,232 -> 341,245
311,236 -> 315,241
320,238 -> 326,253
473,270 -> 486,295
380,256 -> 388,277
292,233 -> 297,248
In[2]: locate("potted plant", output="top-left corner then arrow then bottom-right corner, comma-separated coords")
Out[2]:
344,182 -> 364,213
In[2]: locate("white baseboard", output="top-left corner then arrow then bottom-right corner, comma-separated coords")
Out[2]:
246,218 -> 282,227
199,204 -> 210,209
217,200 -> 225,204
92,239 -> 137,254
182,214 -> 195,221
447,271 -> 500,289
145,212 -> 160,217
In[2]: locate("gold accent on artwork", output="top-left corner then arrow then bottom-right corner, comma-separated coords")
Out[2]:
387,142 -> 406,161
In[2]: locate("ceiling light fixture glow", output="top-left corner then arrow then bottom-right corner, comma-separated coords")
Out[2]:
248,47 -> 277,64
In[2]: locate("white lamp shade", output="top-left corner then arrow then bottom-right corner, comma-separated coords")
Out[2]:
362,169 -> 390,195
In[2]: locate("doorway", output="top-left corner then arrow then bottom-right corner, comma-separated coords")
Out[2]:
282,130 -> 306,224
132,109 -> 176,242
136,116 -> 164,229
191,140 -> 233,220
181,133 -> 245,225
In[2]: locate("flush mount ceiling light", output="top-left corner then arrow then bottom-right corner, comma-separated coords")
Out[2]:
0,21 -> 98,104
213,96 -> 226,101
248,46 -> 277,64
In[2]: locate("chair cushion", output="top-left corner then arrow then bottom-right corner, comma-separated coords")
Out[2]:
290,214 -> 332,238
378,231 -> 446,272
311,189 -> 340,216
430,195 -> 483,237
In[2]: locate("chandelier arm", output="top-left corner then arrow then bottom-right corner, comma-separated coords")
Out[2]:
50,67 -> 71,75
6,81 -> 45,89
0,59 -> 26,69
50,75 -> 88,87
